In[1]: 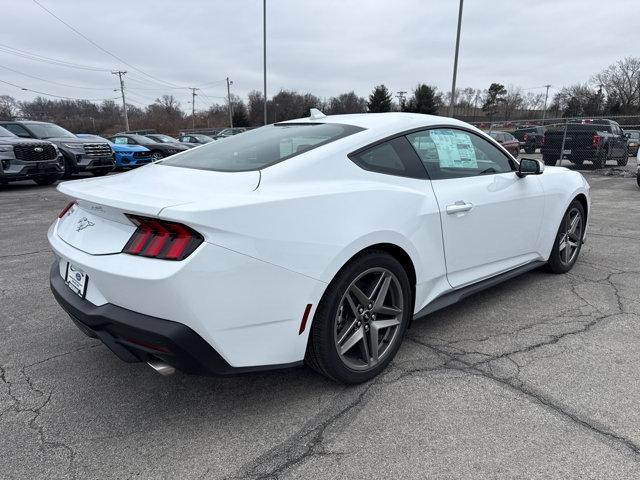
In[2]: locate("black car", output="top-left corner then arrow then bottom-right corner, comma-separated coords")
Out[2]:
178,133 -> 214,145
107,134 -> 189,161
513,125 -> 544,154
624,129 -> 640,157
0,120 -> 114,178
0,125 -> 62,185
145,133 -> 195,149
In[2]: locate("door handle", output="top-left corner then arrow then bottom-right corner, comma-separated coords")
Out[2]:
446,201 -> 474,215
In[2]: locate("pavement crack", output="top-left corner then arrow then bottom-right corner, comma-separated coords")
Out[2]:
406,336 -> 640,458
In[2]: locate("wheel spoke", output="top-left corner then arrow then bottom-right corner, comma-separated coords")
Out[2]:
368,325 -> 379,362
368,272 -> 387,300
337,318 -> 358,345
339,326 -> 363,355
350,284 -> 370,307
568,214 -> 580,235
359,333 -> 371,365
372,274 -> 392,311
345,293 -> 360,318
372,318 -> 401,330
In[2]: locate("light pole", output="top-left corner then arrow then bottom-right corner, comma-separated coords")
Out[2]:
226,77 -> 234,128
263,0 -> 268,125
541,84 -> 551,124
448,0 -> 464,118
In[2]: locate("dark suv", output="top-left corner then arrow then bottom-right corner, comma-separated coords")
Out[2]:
0,121 -> 114,178
0,125 -> 62,185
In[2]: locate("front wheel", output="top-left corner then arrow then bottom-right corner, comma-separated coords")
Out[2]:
305,251 -> 411,383
151,151 -> 164,162
546,199 -> 585,274
33,175 -> 59,186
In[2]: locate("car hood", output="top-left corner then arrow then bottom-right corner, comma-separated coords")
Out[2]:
57,163 -> 260,216
149,142 -> 188,151
0,137 -> 55,145
42,137 -> 108,144
111,144 -> 149,153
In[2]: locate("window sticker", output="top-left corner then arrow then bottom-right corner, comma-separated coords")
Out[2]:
430,130 -> 477,169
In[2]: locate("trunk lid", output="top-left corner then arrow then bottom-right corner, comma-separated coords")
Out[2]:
56,164 -> 260,254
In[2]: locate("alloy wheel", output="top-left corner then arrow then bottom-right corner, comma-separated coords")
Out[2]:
334,268 -> 404,371
558,207 -> 583,265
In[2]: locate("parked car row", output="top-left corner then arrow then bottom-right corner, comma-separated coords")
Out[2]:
0,119 -> 252,186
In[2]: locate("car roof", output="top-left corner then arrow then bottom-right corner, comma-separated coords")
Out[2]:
277,112 -> 481,137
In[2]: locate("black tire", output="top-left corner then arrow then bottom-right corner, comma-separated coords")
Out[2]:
543,155 -> 557,166
33,175 -> 59,186
151,151 -> 165,162
524,145 -> 536,154
305,250 -> 412,384
593,148 -> 607,168
637,172 -> 640,188
617,153 -> 628,166
546,199 -> 585,274
60,153 -> 74,179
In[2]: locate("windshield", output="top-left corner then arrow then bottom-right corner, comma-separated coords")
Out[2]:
127,134 -> 156,145
194,135 -> 213,142
150,134 -> 177,143
0,126 -> 16,138
627,131 -> 640,140
27,123 -> 76,139
160,123 -> 364,172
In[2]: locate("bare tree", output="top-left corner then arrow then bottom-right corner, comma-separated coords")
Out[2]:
502,85 -> 524,120
0,95 -> 19,120
593,57 -> 640,113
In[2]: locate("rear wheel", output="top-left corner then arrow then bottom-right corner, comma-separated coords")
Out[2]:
546,199 -> 585,274
61,154 -> 74,179
306,251 -> 411,383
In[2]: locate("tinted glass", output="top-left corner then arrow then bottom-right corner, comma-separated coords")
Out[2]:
0,126 -> 16,137
406,129 -> 515,179
3,124 -> 32,137
161,123 -> 363,172
350,136 -> 427,178
26,123 -> 75,139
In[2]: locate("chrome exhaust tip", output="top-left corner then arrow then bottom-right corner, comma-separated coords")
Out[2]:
147,359 -> 175,376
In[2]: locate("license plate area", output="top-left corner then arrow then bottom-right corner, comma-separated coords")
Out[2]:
65,262 -> 88,298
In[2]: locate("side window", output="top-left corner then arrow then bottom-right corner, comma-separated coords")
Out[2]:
406,129 -> 515,180
349,136 -> 427,178
111,137 -> 127,145
3,124 -> 31,137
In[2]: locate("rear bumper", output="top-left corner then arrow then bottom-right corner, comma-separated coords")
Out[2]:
50,262 -> 302,375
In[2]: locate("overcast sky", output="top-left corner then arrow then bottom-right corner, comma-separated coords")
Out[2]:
1,0 -> 638,111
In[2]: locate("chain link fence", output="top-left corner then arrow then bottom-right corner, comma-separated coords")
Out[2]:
471,115 -> 639,169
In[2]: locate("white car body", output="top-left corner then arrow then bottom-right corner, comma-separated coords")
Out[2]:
48,113 -> 590,377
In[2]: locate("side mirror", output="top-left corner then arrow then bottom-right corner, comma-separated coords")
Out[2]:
517,158 -> 544,178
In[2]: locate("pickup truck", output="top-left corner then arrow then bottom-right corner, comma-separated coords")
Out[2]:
513,125 -> 544,154
540,119 -> 628,167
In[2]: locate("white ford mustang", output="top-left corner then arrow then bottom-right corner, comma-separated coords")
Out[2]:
48,112 -> 590,383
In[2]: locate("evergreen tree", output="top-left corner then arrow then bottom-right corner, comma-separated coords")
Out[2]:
481,83 -> 507,121
367,84 -> 393,113
403,84 -> 439,114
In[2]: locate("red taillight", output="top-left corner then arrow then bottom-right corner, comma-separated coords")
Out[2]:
123,214 -> 203,261
58,200 -> 76,218
540,135 -> 545,145
592,134 -> 601,148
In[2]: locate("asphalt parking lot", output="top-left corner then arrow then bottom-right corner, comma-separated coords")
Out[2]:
1,157 -> 639,479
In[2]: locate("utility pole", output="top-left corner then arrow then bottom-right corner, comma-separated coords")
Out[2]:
263,0 -> 268,125
395,91 -> 407,111
448,0 -> 464,118
541,84 -> 551,124
189,87 -> 199,129
112,70 -> 129,132
226,77 -> 234,128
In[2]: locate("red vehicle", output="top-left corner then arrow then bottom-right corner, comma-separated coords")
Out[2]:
488,131 -> 520,157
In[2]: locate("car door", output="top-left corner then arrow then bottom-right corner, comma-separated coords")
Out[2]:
406,128 -> 546,288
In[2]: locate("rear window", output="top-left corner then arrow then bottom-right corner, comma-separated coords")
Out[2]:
546,124 -> 613,134
160,123 -> 364,172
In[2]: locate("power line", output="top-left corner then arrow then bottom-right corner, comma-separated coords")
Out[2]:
0,43 -> 110,72
0,78 -> 116,101
31,0 -> 184,89
0,64 -> 113,90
